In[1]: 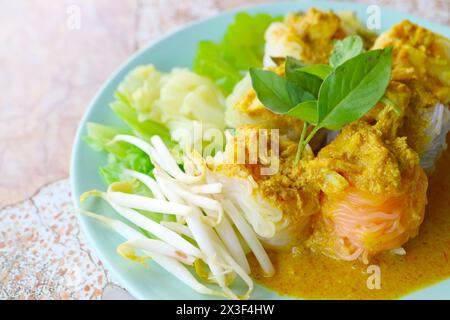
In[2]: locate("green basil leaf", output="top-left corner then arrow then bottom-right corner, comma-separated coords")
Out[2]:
317,47 -> 393,131
285,56 -> 307,74
249,68 -> 293,113
329,35 -> 364,67
287,70 -> 322,98
287,100 -> 318,124
298,64 -> 333,80
285,57 -> 322,98
287,82 -> 316,106
249,68 -> 315,114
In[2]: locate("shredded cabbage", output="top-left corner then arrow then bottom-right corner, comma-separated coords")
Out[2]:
85,64 -> 228,184
117,65 -> 164,122
159,68 -> 226,129
116,65 -> 226,130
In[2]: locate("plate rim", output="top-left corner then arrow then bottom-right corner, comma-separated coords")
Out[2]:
70,0 -> 450,300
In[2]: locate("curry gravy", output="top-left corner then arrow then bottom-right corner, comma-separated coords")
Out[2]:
248,140 -> 450,299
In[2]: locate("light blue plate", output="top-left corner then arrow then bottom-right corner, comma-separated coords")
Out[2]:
70,1 -> 450,300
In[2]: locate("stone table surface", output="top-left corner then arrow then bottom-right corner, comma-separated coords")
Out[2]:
1,0 -> 449,300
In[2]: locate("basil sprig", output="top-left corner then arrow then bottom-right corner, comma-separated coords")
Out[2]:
285,57 -> 323,98
249,35 -> 393,163
317,47 -> 392,130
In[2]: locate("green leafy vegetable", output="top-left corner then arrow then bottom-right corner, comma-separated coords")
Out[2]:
249,68 -> 315,113
297,64 -> 333,80
293,47 -> 392,161
193,41 -> 242,94
223,13 -> 277,69
286,101 -> 318,124
83,122 -> 130,157
84,81 -> 172,188
99,151 -> 154,186
290,70 -> 322,97
112,96 -> 173,145
294,121 -> 310,164
329,35 -> 364,67
83,122 -> 154,185
286,58 -> 323,98
86,62 -> 228,191
284,56 -> 307,74
194,13 -> 280,94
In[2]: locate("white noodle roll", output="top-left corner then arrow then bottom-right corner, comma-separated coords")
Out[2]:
420,103 -> 450,173
260,217 -> 295,248
211,172 -> 288,241
221,200 -> 274,276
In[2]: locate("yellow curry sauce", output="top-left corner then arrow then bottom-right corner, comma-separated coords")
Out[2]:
249,137 -> 450,299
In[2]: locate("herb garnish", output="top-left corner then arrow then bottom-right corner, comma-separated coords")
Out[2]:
249,35 -> 393,164
249,68 -> 315,113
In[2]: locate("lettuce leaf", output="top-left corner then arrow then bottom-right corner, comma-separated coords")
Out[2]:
83,122 -> 154,185
99,150 -> 153,186
193,12 -> 280,94
83,122 -> 130,157
112,95 -> 173,145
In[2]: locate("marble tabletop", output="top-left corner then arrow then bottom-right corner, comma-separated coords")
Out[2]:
1,0 -> 449,300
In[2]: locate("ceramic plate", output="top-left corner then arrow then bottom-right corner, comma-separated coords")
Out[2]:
70,1 -> 450,300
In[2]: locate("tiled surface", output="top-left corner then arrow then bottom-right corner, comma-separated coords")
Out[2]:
1,0 -> 448,300
0,178 -> 135,299
1,180 -> 107,299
